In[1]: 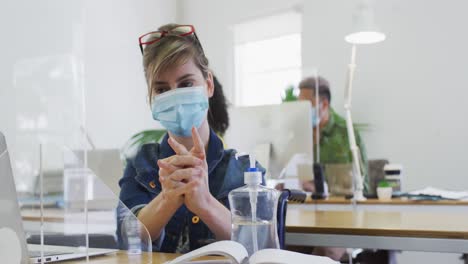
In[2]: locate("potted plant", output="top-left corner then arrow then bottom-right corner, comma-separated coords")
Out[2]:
376,179 -> 393,201
120,129 -> 166,160
281,85 -> 297,102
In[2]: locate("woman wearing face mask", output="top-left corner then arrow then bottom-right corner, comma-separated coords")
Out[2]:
117,24 -> 264,253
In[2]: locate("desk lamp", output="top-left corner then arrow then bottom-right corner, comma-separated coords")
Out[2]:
344,0 -> 385,201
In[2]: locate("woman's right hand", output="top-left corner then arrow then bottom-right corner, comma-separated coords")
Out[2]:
136,156 -> 187,241
158,156 -> 185,210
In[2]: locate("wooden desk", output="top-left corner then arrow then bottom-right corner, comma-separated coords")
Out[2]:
21,209 -> 115,222
58,250 -> 224,263
285,209 -> 468,253
23,205 -> 468,254
305,195 -> 468,205
59,251 -> 177,263
21,209 -> 116,234
58,251 -> 185,263
291,195 -> 468,213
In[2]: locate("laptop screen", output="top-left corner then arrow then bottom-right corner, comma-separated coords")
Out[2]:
0,132 -> 30,263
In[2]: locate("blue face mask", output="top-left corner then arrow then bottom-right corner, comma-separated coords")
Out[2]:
311,105 -> 321,128
151,86 -> 209,137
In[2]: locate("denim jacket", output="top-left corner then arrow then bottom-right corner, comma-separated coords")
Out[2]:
117,129 -> 264,253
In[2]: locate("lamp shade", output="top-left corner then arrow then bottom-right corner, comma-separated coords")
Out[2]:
345,1 -> 386,44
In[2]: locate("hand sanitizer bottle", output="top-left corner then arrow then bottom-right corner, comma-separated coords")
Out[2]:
228,154 -> 280,256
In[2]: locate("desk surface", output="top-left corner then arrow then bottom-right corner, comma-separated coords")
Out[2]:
304,195 -> 468,205
60,251 -> 222,263
25,209 -> 468,239
21,209 -> 114,223
24,209 -> 468,257
286,209 -> 468,239
21,196 -> 468,221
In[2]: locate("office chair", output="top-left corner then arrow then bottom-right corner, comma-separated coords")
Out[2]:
277,189 -> 307,249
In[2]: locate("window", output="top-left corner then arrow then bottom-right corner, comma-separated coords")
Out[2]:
233,12 -> 302,106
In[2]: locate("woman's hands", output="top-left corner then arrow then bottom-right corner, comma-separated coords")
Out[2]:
157,127 -> 213,215
157,158 -> 185,210
157,127 -> 231,240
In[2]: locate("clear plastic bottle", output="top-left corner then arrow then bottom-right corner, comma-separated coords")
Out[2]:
228,155 -> 280,256
123,216 -> 142,255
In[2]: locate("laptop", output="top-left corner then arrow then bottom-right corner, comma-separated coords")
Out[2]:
0,132 -> 117,263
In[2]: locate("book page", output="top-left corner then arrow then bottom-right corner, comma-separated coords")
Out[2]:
180,261 -> 233,264
249,249 -> 338,264
164,240 -> 248,264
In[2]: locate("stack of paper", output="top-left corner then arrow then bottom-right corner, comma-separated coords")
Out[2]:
409,187 -> 468,200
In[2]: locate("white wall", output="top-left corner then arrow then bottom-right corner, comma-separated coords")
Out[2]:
179,0 -> 468,192
0,0 -> 176,190
303,0 -> 468,191
178,0 -> 304,102
83,0 -> 175,149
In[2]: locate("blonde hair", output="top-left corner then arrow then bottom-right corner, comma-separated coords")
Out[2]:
142,24 -> 210,104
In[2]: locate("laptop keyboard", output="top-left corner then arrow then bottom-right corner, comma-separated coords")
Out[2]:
29,250 -> 73,258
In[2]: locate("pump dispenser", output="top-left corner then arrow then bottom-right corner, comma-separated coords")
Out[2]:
244,155 -> 262,185
228,154 -> 280,256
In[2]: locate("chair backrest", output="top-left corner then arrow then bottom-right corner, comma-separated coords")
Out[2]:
276,189 -> 307,249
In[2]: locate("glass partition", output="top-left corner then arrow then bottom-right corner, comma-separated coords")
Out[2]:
3,22 -> 154,264
20,144 -> 154,263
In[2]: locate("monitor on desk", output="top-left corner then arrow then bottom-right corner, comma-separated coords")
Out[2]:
63,149 -> 123,209
19,149 -> 123,209
86,149 -> 123,197
32,169 -> 63,195
224,101 -> 314,187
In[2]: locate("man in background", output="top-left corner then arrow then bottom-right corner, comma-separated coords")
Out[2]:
297,76 -> 369,260
298,75 -> 369,194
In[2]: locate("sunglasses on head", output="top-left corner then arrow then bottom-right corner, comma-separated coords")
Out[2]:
138,25 -> 205,55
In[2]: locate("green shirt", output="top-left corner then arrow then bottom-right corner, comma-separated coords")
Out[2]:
316,108 -> 369,193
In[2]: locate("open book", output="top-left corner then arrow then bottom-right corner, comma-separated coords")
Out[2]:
164,240 -> 338,264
